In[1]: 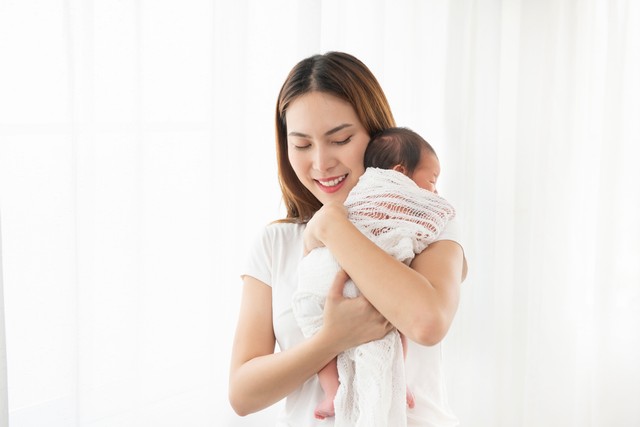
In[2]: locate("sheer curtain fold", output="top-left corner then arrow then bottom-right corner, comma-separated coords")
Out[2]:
1,220 -> 8,427
0,1 -> 639,426
438,0 -> 640,426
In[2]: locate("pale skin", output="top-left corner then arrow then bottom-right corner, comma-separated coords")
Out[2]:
229,91 -> 467,418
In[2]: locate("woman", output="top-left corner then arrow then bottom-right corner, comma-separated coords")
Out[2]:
229,51 -> 467,426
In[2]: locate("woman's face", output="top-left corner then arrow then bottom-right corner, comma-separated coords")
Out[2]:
286,91 -> 370,205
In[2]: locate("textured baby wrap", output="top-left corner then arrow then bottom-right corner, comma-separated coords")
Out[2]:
292,168 -> 456,427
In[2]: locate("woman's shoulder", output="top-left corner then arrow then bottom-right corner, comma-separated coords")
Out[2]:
243,221 -> 306,285
250,221 -> 306,250
263,221 -> 305,237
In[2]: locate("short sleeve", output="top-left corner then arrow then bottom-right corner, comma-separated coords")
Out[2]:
434,215 -> 468,278
241,226 -> 273,287
435,215 -> 464,248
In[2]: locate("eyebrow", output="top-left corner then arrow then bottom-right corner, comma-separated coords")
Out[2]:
288,123 -> 353,138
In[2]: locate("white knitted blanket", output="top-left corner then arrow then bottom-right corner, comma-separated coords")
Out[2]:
292,168 -> 455,427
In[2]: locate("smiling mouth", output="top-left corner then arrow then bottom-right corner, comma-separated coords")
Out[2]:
315,174 -> 347,187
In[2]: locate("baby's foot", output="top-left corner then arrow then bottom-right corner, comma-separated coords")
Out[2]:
314,399 -> 335,420
406,388 -> 415,409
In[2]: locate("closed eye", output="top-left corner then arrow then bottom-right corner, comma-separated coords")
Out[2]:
334,136 -> 352,145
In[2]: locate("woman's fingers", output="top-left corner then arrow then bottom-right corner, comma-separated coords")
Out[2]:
328,269 -> 350,299
321,269 -> 394,349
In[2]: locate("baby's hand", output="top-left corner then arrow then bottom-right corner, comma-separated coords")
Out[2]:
303,202 -> 348,254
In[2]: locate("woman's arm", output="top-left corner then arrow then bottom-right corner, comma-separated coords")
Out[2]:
229,272 -> 393,416
305,203 -> 466,346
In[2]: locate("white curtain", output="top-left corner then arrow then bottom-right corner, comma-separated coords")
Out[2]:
1,220 -> 8,426
0,1 -> 638,426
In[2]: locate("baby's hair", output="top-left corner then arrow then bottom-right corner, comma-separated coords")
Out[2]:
364,127 -> 437,175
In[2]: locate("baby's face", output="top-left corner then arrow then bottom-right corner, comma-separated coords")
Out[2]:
410,152 -> 440,193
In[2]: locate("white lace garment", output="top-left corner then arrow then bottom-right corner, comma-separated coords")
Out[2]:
292,168 -> 456,427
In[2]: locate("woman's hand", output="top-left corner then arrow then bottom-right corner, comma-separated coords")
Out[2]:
230,272 -> 392,416
318,269 -> 394,352
303,202 -> 348,254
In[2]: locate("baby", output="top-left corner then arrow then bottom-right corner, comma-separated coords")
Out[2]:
292,127 -> 456,426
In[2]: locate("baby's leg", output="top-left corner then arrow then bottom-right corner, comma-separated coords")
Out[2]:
315,357 -> 339,420
400,332 -> 415,409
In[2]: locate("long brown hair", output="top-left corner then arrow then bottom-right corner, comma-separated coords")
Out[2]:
275,52 -> 396,222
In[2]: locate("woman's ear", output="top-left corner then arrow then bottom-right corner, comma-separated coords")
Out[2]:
392,164 -> 407,175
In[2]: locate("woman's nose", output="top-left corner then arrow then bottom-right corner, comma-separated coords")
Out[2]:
312,146 -> 335,171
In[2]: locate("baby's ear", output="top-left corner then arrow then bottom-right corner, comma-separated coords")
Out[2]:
392,164 -> 406,174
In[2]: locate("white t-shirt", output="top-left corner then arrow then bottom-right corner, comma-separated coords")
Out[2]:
242,218 -> 463,427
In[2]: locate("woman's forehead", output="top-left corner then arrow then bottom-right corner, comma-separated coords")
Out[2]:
286,92 -> 360,134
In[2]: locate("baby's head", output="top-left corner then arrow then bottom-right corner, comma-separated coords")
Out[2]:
364,127 -> 441,193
